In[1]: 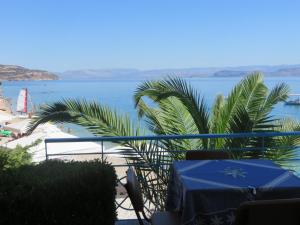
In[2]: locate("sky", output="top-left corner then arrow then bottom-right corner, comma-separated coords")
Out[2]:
0,0 -> 300,72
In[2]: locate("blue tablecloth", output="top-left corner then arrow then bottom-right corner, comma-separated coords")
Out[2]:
166,159 -> 300,225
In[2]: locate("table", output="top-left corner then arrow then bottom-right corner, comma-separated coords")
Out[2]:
166,159 -> 300,225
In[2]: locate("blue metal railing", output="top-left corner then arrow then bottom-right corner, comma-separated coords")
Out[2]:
44,131 -> 300,213
45,131 -> 300,143
44,131 -> 300,163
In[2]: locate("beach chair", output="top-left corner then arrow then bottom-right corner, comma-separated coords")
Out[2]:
124,167 -> 180,225
234,198 -> 300,225
185,150 -> 231,160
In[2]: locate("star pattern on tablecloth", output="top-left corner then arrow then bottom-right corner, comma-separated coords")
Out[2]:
195,216 -> 206,225
226,213 -> 235,225
222,167 -> 247,178
210,215 -> 223,225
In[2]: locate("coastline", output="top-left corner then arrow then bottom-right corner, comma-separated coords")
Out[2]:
0,112 -> 126,163
2,119 -> 125,162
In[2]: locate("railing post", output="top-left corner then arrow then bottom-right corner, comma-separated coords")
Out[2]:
101,141 -> 104,163
45,141 -> 48,161
262,136 -> 265,158
155,139 -> 159,167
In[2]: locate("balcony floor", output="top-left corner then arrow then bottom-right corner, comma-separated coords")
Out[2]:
115,219 -> 141,225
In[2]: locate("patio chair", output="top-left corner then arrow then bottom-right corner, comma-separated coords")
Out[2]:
124,167 -> 181,225
185,150 -> 231,160
234,198 -> 300,225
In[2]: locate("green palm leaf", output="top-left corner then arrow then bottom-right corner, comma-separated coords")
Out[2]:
134,77 -> 210,147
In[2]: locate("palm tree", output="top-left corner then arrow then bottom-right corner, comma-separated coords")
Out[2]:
134,72 -> 298,154
27,72 -> 300,209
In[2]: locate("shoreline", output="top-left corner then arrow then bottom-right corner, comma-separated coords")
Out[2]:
0,114 -> 126,162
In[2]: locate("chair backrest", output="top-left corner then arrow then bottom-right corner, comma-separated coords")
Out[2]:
234,198 -> 300,225
125,167 -> 144,212
186,150 -> 230,160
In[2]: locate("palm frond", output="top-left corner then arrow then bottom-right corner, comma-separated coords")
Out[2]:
254,83 -> 290,123
241,73 -> 268,117
134,77 -> 210,148
157,98 -> 202,151
213,77 -> 244,134
28,99 -> 145,149
268,118 -> 300,163
210,94 -> 225,132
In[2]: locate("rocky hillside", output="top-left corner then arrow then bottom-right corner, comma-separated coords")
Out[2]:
269,67 -> 300,76
0,65 -> 58,81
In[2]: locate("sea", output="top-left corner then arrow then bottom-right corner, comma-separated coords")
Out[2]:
3,77 -> 300,172
2,77 -> 300,137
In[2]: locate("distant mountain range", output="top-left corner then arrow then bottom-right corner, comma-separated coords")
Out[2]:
59,64 -> 300,80
2,64 -> 300,81
0,65 -> 58,81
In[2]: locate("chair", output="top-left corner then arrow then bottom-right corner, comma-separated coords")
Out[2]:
185,150 -> 231,160
234,198 -> 300,225
124,167 -> 181,225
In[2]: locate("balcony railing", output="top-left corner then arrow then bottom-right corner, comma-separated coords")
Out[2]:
45,131 -> 300,163
44,131 -> 300,221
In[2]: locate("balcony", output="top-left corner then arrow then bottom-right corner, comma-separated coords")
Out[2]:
43,131 -> 300,224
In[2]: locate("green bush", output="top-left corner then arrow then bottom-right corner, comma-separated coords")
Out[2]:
0,160 -> 117,225
0,145 -> 32,171
0,139 -> 41,171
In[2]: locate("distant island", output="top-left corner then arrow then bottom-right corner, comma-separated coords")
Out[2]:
59,64 -> 300,80
2,63 -> 300,81
0,64 -> 58,81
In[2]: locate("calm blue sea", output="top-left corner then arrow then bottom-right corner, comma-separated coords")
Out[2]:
3,77 -> 300,172
3,77 -> 300,121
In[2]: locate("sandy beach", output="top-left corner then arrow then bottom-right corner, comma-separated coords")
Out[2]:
1,116 -> 122,162
1,116 -> 130,179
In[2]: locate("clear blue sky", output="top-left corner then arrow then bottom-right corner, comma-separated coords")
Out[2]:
1,0 -> 300,72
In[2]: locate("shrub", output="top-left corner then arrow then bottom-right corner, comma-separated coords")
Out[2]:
0,160 -> 117,225
0,145 -> 32,171
0,139 -> 41,171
